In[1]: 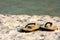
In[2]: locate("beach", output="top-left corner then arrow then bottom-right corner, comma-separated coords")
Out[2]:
0,14 -> 60,40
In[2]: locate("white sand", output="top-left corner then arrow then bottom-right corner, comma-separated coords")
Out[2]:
0,14 -> 60,40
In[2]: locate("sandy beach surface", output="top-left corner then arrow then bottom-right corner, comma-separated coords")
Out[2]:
0,14 -> 60,40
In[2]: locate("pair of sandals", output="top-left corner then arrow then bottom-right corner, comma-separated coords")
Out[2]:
21,22 -> 58,32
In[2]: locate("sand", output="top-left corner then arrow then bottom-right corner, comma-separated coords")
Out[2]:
0,14 -> 60,40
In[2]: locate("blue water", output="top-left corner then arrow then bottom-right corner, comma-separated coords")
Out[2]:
0,0 -> 60,16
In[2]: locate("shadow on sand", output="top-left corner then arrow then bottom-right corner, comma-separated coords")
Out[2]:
18,27 -> 54,33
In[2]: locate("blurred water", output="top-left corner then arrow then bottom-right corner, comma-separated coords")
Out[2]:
0,0 -> 60,16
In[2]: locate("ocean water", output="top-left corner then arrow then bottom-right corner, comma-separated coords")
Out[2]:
0,0 -> 60,16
